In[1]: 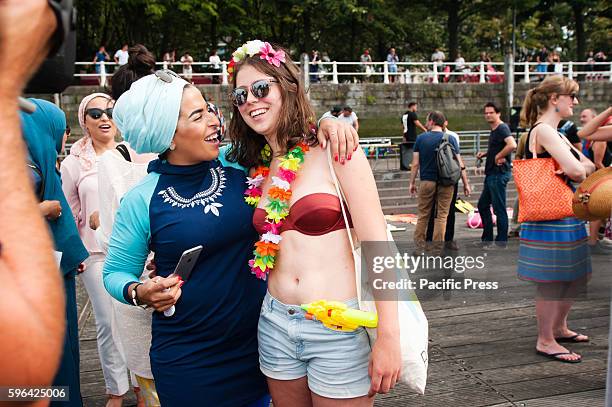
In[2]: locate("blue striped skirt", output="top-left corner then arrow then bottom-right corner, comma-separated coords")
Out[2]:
518,217 -> 591,283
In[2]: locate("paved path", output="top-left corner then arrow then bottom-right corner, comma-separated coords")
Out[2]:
77,172 -> 610,406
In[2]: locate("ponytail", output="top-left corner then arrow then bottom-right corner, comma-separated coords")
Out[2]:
109,44 -> 156,100
520,76 -> 579,129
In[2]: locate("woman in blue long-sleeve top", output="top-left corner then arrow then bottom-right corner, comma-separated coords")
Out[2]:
102,71 -> 269,407
103,67 -> 357,405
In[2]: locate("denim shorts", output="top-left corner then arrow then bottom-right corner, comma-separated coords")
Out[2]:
258,291 -> 372,399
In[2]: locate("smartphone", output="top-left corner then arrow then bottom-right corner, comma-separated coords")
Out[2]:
172,245 -> 203,281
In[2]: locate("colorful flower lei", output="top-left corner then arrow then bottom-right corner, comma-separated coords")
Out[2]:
228,40 -> 286,82
244,142 -> 309,280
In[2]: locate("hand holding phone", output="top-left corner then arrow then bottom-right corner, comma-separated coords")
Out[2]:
164,245 -> 203,317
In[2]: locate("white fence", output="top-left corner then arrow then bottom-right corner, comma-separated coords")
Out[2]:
76,60 -> 612,87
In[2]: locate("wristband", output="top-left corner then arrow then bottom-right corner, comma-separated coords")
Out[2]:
131,282 -> 143,306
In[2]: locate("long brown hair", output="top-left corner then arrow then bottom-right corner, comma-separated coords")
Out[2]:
226,44 -> 317,168
520,76 -> 579,128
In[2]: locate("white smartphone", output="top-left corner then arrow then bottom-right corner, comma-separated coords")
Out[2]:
164,245 -> 203,317
172,245 -> 203,281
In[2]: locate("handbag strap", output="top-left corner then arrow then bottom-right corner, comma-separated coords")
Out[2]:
116,144 -> 132,162
325,146 -> 357,252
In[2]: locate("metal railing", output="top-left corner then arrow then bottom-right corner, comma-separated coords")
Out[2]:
76,60 -> 612,87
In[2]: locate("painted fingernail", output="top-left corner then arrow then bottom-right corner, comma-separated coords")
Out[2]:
341,158 -> 346,164
334,154 -> 338,162
179,281 -> 185,288
348,154 -> 352,160
354,145 -> 358,151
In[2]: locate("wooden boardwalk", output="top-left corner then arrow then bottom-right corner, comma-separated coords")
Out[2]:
77,213 -> 610,407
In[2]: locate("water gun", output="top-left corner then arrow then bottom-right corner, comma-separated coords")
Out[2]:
301,300 -> 378,332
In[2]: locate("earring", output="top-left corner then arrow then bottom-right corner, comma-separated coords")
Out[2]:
169,143 -> 176,151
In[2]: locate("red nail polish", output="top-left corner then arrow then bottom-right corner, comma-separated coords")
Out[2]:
179,281 -> 185,288
354,145 -> 358,151
348,154 -> 352,160
334,154 -> 338,162
341,158 -> 346,164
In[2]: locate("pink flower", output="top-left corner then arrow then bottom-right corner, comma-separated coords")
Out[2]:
277,167 -> 297,183
259,42 -> 286,67
264,220 -> 283,234
244,187 -> 262,198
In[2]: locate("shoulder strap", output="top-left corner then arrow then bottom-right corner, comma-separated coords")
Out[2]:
527,122 -> 542,159
326,146 -> 357,252
116,144 -> 132,162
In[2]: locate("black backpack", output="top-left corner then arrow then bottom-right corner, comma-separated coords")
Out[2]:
436,133 -> 461,186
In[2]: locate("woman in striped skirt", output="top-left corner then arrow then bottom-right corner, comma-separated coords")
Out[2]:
518,76 -> 596,363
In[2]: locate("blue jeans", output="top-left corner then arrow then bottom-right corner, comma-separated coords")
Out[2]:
477,172 -> 511,243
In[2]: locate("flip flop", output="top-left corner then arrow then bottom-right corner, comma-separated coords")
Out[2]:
536,350 -> 581,363
555,334 -> 590,343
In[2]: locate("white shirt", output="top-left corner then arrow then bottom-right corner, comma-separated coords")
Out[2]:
114,49 -> 129,66
446,129 -> 460,146
338,111 -> 358,128
209,54 -> 221,69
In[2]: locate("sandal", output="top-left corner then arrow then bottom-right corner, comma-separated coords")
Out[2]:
555,333 -> 589,343
536,349 -> 581,363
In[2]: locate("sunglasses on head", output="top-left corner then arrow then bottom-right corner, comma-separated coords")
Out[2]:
155,69 -> 181,83
86,107 -> 113,120
230,79 -> 279,107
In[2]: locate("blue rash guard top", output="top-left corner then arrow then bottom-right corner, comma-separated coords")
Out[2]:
103,146 -> 268,407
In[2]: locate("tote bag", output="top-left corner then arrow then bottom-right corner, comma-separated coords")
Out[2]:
513,126 -> 574,222
326,147 -> 429,394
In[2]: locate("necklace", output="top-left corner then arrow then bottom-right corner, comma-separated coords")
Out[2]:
244,142 -> 309,280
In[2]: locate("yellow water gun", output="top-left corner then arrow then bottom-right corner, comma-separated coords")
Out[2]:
301,300 -> 378,332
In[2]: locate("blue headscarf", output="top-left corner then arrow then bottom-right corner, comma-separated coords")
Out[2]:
113,73 -> 189,154
20,99 -> 89,276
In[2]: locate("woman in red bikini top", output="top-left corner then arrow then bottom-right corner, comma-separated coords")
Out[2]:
227,40 -> 401,405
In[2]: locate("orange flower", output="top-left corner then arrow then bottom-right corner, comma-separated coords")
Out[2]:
268,187 -> 292,201
255,241 -> 279,257
253,166 -> 270,178
298,142 -> 310,152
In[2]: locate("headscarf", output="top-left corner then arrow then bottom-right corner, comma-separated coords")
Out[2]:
71,92 -> 113,171
113,73 -> 189,154
20,99 -> 89,276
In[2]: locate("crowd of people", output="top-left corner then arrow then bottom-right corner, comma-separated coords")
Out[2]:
2,2 -> 610,406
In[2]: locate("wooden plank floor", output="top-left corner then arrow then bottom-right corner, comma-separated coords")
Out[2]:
78,212 -> 610,407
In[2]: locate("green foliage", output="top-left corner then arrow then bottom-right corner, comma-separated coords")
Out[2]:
75,0 -> 610,63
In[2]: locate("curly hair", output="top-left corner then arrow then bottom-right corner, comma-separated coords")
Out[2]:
226,45 -> 317,169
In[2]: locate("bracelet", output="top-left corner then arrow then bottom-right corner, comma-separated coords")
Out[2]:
131,283 -> 143,306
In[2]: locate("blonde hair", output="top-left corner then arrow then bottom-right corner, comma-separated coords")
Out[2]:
520,76 -> 579,128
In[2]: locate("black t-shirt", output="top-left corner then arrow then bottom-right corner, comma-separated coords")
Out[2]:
485,122 -> 513,175
558,120 -> 580,146
402,111 -> 419,143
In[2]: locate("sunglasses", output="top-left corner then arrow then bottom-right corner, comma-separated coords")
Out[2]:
230,79 -> 279,107
86,107 -> 113,120
559,93 -> 578,100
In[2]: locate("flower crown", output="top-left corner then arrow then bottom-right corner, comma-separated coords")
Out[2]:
228,40 -> 286,82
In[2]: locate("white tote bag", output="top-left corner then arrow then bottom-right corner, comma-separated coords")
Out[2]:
326,147 -> 429,394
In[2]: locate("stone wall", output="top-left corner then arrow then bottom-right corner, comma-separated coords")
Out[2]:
36,81 -> 610,136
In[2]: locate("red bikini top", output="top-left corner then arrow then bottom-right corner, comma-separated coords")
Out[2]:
253,193 -> 353,236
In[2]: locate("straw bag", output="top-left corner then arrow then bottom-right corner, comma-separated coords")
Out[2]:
513,125 -> 574,222
573,167 -> 612,221
326,147 -> 429,395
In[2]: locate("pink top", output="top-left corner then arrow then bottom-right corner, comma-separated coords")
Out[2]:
60,142 -> 139,254
61,153 -> 102,253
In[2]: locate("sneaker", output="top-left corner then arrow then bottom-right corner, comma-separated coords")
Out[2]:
473,241 -> 494,250
444,241 -> 459,251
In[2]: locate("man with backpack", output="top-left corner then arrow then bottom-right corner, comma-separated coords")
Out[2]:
475,102 -> 517,248
409,111 -> 469,244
